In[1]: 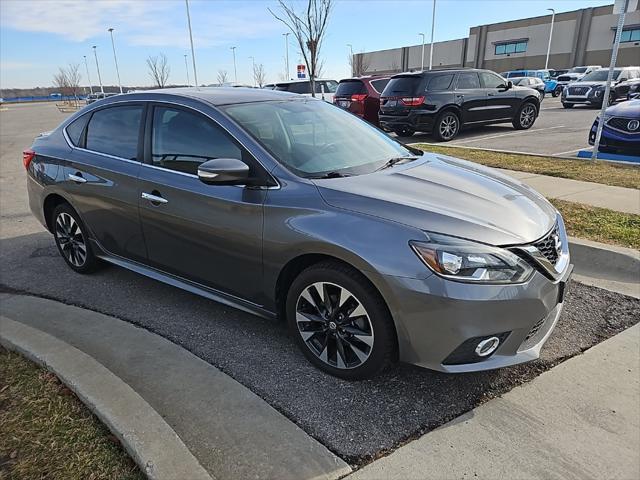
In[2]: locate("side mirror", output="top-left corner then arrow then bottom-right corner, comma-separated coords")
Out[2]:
197,158 -> 249,185
498,81 -> 512,91
507,80 -> 513,89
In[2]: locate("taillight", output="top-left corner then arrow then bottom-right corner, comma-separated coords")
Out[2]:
400,96 -> 425,106
350,94 -> 368,102
23,149 -> 35,170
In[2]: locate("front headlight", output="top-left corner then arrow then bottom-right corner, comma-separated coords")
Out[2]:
410,234 -> 534,284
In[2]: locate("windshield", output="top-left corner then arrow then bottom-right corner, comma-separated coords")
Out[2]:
570,67 -> 588,73
223,100 -> 416,178
580,69 -> 621,82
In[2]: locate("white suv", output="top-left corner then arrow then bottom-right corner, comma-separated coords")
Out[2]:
273,79 -> 338,102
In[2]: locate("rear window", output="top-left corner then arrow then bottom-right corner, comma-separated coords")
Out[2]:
426,74 -> 454,91
336,80 -> 366,96
275,82 -> 311,94
370,78 -> 389,93
382,76 -> 423,96
85,105 -> 143,160
65,113 -> 90,147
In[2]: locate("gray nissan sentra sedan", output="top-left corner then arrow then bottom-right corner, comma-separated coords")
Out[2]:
24,87 -> 573,379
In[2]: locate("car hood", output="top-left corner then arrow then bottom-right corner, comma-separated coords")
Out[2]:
606,99 -> 640,117
572,81 -> 613,88
313,154 -> 557,246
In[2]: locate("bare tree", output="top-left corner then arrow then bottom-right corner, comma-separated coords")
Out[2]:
52,68 -> 69,95
146,53 -> 170,88
253,63 -> 266,88
217,69 -> 229,84
349,51 -> 371,77
65,63 -> 81,105
269,0 -> 332,97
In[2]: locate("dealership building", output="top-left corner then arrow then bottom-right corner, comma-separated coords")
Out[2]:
356,3 -> 640,75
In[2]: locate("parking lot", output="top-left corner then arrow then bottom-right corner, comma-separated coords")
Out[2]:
401,95 -> 597,157
1,101 -> 638,464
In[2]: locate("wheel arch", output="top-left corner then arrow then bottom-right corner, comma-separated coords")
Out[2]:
43,193 -> 73,233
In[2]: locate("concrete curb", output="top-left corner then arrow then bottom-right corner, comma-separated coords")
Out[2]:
0,315 -> 213,480
408,142 -> 582,161
568,237 -> 639,298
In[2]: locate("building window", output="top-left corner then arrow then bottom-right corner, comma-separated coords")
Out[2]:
495,40 -> 527,55
620,27 -> 640,43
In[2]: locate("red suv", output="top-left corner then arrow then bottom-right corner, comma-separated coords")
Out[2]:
333,76 -> 390,126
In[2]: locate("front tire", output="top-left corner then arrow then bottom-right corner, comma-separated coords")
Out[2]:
512,102 -> 537,130
286,262 -> 396,380
433,110 -> 460,141
562,102 -> 573,109
52,203 -> 101,274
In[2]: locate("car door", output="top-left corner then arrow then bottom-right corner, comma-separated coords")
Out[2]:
479,71 -> 518,121
137,103 -> 267,302
454,72 -> 485,123
62,103 -> 147,262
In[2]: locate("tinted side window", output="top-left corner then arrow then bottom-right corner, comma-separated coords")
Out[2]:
86,105 -> 143,159
66,113 -> 90,147
288,82 -> 311,94
151,106 -> 241,175
457,73 -> 480,89
427,74 -> 454,91
480,72 -> 504,88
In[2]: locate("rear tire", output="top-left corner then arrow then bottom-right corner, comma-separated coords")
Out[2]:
432,110 -> 460,142
286,261 -> 396,380
394,127 -> 415,138
512,102 -> 537,130
553,86 -> 563,97
52,203 -> 101,274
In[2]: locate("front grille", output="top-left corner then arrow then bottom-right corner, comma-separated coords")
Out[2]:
557,75 -> 572,82
532,224 -> 560,266
568,86 -> 589,95
607,117 -> 640,134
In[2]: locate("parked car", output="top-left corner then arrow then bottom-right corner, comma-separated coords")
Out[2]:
510,77 -> 546,98
549,69 -> 569,79
24,88 -> 572,379
588,99 -> 640,155
379,69 -> 541,141
562,66 -> 640,108
501,69 -> 556,95
614,78 -> 640,100
273,79 -> 338,102
333,76 -> 390,126
554,65 -> 601,96
86,92 -> 119,104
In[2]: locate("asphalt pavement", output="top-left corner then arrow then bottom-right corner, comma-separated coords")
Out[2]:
1,102 -> 638,464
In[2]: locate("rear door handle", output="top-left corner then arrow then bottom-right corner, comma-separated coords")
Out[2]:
141,192 -> 168,204
488,92 -> 496,96
68,173 -> 87,183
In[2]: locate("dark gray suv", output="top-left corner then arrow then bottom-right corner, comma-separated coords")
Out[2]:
25,88 -> 572,379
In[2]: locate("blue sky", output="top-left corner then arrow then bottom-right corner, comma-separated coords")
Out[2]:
1,0 -> 611,89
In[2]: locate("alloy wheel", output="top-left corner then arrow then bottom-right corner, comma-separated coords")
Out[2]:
439,114 -> 458,140
55,212 -> 87,267
520,105 -> 536,128
296,282 -> 374,369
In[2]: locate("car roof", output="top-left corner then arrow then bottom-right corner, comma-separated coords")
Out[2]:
274,79 -> 336,84
390,68 -> 487,78
126,86 -> 302,106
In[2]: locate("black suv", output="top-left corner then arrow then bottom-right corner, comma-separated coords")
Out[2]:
379,69 -> 541,141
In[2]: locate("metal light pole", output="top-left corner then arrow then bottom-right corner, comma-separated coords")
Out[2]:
591,0 -> 630,160
185,0 -> 199,87
92,46 -> 104,94
283,32 -> 290,80
347,43 -> 354,75
419,33 -> 426,71
544,9 -> 555,70
230,46 -> 237,83
184,54 -> 190,86
429,0 -> 436,70
248,56 -> 256,86
107,28 -> 123,93
83,55 -> 93,95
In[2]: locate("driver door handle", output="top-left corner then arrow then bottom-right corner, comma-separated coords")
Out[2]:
68,173 -> 87,183
488,92 -> 496,96
141,192 -> 168,204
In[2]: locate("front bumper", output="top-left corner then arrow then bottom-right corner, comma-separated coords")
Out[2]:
371,245 -> 573,373
589,121 -> 640,154
562,87 -> 606,106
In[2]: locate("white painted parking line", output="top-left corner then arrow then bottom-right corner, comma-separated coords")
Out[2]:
553,147 -> 592,156
451,126 -> 566,145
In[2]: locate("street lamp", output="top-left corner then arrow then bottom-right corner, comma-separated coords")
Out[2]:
184,0 -> 199,87
230,46 -> 237,83
107,28 -> 123,93
544,8 -> 556,70
429,0 -> 436,70
184,54 -> 190,86
418,33 -> 426,71
248,56 -> 256,86
347,43 -> 354,75
83,55 -> 93,95
92,46 -> 104,94
283,32 -> 290,80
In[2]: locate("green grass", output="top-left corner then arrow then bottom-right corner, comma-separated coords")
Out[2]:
414,144 -> 640,190
0,348 -> 144,480
551,199 -> 640,249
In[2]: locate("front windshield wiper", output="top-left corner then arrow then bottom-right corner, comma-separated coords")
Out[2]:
375,156 -> 419,172
309,171 -> 351,179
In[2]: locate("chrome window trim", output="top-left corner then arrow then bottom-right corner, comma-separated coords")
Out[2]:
61,97 -> 281,190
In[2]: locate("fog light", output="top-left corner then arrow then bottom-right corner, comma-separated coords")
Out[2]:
475,337 -> 500,357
